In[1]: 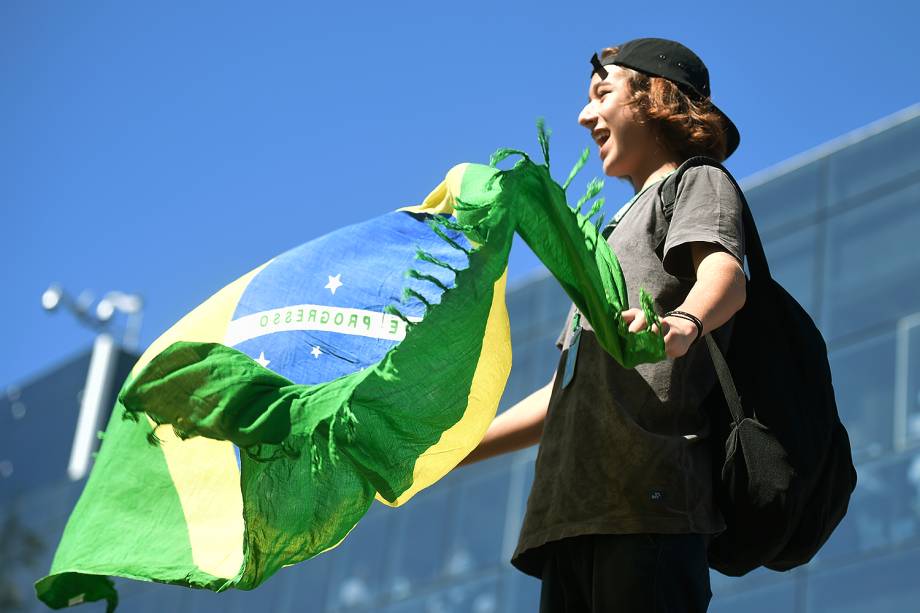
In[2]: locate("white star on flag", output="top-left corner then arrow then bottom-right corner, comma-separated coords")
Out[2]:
324,274 -> 343,295
311,346 -> 322,359
255,352 -> 271,367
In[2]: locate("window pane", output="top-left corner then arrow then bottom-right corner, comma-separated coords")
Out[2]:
386,488 -> 450,599
763,225 -> 819,317
446,469 -> 511,576
4,481 -> 84,611
503,335 -> 560,415
509,274 -> 569,337
180,589 -> 225,613
327,505 -> 393,609
745,161 -> 822,233
506,569 -> 541,613
506,346 -> 529,410
829,332 -> 896,461
807,545 -> 920,613
0,353 -> 91,499
532,335 -> 562,384
536,274 -> 571,328
506,283 -> 536,335
828,112 -> 920,208
901,316 -> 920,446
709,579 -> 797,613
498,371 -> 524,414
186,581 -> 289,613
510,279 -> 567,334
456,574 -> 502,613
383,596 -> 426,613
822,181 -> 920,341
507,339 -> 537,406
441,574 -> 503,613
273,552 -> 332,613
121,583 -> 190,613
384,574 -> 501,613
812,450 -> 920,566
709,565 -> 785,598
504,455 -> 536,559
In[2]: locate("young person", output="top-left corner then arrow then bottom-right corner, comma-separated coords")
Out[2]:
459,38 -> 748,612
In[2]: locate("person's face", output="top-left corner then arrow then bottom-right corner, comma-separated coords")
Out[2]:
577,65 -> 654,179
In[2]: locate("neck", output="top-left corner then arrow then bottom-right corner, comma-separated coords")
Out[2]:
629,151 -> 682,194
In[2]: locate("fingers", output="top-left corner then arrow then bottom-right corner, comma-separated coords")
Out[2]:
621,310 -> 683,357
621,308 -> 638,324
622,308 -> 645,333
622,308 -> 669,336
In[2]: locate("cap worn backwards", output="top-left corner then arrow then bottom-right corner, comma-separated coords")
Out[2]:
590,37 -> 740,159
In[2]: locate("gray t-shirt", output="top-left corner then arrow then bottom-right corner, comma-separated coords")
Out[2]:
511,166 -> 746,578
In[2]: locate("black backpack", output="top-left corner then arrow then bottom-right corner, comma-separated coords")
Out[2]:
658,157 -> 858,576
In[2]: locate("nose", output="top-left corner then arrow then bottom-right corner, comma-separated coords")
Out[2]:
578,102 -> 597,130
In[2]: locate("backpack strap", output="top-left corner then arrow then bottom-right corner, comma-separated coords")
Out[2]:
657,156 -> 773,426
704,332 -> 745,426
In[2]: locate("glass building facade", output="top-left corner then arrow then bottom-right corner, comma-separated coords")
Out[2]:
3,104 -> 919,612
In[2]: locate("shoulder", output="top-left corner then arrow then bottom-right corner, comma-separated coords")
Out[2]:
675,164 -> 743,206
678,164 -> 735,191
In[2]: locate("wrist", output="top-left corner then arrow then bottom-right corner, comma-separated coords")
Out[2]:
663,310 -> 704,346
663,315 -> 697,338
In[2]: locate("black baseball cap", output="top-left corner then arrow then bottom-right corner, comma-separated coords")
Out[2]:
590,37 -> 740,159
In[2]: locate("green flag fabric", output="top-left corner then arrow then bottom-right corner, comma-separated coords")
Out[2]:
36,126 -> 666,611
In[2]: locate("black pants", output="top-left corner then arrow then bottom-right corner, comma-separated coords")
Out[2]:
538,533 -> 712,613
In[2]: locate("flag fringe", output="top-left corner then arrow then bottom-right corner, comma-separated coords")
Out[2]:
405,269 -> 450,293
384,304 -> 414,329
414,248 -> 460,274
489,147 -> 530,168
562,147 -> 590,191
425,219 -> 472,256
576,177 -> 604,214
536,117 -> 552,171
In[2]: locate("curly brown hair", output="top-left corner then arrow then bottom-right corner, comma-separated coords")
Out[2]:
601,46 -> 728,162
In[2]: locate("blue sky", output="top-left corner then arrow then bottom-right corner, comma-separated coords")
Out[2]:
2,0 -> 918,387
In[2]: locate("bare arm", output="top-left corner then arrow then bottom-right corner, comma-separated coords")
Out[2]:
623,243 -> 746,359
457,373 -> 555,467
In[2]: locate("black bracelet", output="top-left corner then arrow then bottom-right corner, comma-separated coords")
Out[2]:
663,310 -> 703,348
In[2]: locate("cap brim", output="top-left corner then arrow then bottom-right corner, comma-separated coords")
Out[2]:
711,102 -> 740,159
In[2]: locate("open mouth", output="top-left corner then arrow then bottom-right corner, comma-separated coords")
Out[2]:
593,129 -> 610,150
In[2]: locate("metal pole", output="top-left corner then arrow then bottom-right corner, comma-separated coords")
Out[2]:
67,333 -> 118,480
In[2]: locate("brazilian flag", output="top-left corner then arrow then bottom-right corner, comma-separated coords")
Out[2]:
36,129 -> 667,611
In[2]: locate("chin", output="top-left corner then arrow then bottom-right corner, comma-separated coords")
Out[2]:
601,158 -> 628,179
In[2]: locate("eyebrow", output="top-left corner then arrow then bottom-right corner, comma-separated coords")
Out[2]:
588,80 -> 611,101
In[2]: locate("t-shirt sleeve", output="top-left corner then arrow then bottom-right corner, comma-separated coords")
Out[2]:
660,166 -> 746,281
